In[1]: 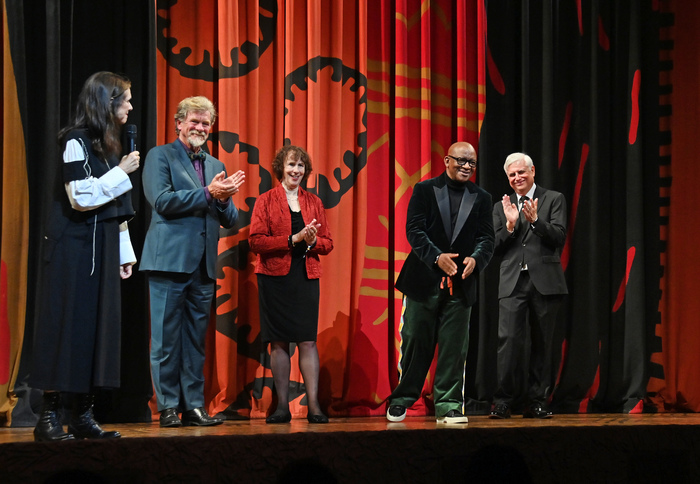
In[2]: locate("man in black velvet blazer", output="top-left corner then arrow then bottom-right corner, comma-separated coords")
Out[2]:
490,152 -> 568,419
386,141 -> 494,424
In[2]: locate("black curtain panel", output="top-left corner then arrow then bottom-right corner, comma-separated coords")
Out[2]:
8,0 -> 156,425
476,0 -> 663,413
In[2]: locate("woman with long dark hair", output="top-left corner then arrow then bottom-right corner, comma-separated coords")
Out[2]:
30,71 -> 140,441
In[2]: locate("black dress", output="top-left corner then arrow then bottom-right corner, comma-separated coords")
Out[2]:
29,129 -> 134,393
257,209 -> 320,343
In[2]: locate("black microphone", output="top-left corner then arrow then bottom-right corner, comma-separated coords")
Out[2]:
125,124 -> 137,153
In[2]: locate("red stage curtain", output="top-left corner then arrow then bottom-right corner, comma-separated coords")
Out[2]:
649,0 -> 700,412
156,0 -> 369,419
365,0 -> 485,416
155,0 -> 484,419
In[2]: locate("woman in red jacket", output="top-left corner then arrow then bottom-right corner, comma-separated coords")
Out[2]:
249,145 -> 334,424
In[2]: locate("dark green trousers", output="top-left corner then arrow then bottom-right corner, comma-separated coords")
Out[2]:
389,290 -> 472,418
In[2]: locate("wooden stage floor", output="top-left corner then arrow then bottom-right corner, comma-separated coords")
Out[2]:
2,412 -> 700,443
2,413 -> 700,483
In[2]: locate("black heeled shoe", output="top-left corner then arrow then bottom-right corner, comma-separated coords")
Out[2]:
307,413 -> 329,424
266,410 -> 292,424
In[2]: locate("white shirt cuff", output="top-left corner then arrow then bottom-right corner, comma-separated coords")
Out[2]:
119,222 -> 137,265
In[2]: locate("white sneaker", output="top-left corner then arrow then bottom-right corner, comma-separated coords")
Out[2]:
436,409 -> 468,424
386,405 -> 407,422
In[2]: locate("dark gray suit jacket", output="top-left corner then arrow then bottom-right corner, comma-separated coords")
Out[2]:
140,140 -> 238,279
492,185 -> 568,299
395,173 -> 495,306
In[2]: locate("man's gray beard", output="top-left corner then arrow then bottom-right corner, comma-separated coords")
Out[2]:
188,133 -> 207,148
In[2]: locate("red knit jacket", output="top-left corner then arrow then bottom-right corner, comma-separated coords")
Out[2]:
249,184 -> 333,278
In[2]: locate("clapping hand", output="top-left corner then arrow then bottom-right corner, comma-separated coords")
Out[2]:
208,170 -> 246,201
521,198 -> 538,224
290,218 -> 322,247
501,195 -> 519,230
303,219 -> 321,245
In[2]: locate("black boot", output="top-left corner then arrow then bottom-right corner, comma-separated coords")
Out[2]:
67,393 -> 121,439
34,392 -> 75,442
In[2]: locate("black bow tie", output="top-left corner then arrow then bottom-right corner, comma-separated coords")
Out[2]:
188,151 -> 206,162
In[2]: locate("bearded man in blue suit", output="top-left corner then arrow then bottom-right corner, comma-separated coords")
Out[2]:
141,96 -> 245,427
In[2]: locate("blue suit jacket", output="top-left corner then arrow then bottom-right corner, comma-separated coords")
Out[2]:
140,140 -> 239,279
395,173 -> 495,305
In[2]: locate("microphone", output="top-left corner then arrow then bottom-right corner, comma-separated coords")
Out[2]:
125,124 -> 137,153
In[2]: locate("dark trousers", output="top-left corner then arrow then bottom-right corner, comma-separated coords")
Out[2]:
390,290 -> 472,417
494,271 -> 563,406
148,262 -> 215,412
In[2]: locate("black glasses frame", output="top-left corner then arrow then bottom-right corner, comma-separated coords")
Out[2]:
446,155 -> 477,167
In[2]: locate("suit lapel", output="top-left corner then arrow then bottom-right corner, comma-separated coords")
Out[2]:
452,189 -> 476,245
525,186 -> 547,240
434,184 -> 452,242
202,155 -> 214,185
173,140 -> 211,187
533,185 -> 546,201
434,181 -> 477,245
179,154 -> 202,187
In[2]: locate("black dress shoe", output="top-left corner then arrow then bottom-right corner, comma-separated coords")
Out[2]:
266,410 -> 292,424
489,402 -> 512,419
181,407 -> 223,426
523,403 -> 553,419
307,413 -> 329,424
159,408 -> 182,427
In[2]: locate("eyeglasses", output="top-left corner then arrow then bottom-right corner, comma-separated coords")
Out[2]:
447,155 -> 477,168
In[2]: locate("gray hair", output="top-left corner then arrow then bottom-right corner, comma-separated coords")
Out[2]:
503,152 -> 534,173
174,96 -> 217,133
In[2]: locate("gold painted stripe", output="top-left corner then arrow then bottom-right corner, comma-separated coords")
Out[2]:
367,132 -> 390,158
360,286 -> 388,298
364,245 -> 390,260
372,308 -> 388,326
362,268 -> 390,280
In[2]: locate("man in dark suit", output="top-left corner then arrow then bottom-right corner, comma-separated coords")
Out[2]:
489,152 -> 567,419
386,141 -> 495,424
141,96 -> 245,427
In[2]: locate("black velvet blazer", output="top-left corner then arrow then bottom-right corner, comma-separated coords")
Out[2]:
395,172 -> 495,305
